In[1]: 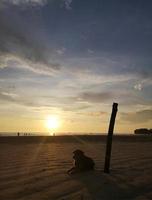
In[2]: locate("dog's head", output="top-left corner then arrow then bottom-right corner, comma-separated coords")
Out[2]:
73,149 -> 84,159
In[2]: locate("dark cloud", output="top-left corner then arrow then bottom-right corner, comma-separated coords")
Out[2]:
78,91 -> 112,103
121,109 -> 152,123
0,86 -> 45,107
0,89 -> 35,106
0,9 -> 61,75
0,91 -> 16,102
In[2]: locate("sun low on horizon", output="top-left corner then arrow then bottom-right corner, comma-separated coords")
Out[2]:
45,116 -> 60,135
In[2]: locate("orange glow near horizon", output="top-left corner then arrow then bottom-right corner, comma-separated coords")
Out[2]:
0,114 -> 151,134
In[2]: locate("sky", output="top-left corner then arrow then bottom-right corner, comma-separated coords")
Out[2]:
0,0 -> 152,134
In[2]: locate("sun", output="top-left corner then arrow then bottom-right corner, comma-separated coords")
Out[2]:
46,116 -> 60,130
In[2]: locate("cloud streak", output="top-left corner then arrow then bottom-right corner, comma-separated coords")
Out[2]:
121,110 -> 152,123
0,54 -> 61,76
0,0 -> 48,8
78,111 -> 107,117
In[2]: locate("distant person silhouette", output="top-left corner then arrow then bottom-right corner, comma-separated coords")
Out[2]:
67,149 -> 95,174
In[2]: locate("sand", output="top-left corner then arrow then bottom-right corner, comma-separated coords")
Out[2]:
0,135 -> 152,200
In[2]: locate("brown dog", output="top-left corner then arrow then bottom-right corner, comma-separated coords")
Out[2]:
67,149 -> 95,174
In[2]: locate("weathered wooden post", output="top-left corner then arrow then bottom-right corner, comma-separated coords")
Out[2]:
104,102 -> 118,173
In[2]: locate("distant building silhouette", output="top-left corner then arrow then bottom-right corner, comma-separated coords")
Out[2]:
134,128 -> 152,135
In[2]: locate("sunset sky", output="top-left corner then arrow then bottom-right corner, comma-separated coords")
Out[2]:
0,0 -> 152,134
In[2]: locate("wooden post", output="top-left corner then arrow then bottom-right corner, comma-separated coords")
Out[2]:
104,102 -> 118,173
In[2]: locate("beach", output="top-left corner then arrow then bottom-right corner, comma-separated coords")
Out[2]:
0,135 -> 152,200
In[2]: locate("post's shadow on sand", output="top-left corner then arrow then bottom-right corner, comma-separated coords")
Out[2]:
69,170 -> 151,200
